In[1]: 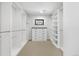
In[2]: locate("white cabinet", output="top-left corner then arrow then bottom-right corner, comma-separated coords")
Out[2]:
0,3 -> 1,56
0,3 -> 12,56
12,32 -> 18,50
32,27 -> 47,41
0,33 -> 10,56
50,7 -> 63,49
12,5 -> 22,31
22,31 -> 27,42
0,36 -> 1,55
12,31 -> 22,50
11,31 -> 23,55
0,2 -> 28,56
0,3 -> 11,32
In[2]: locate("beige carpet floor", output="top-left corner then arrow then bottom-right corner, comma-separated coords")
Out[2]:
17,40 -> 63,56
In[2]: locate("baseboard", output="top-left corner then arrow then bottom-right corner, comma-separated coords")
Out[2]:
50,39 -> 64,50
60,47 -> 64,52
11,40 -> 28,56
50,39 -> 59,48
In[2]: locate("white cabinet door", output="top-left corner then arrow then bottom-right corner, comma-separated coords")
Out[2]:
22,31 -> 26,42
0,3 -> 12,56
0,4 -> 1,56
12,32 -> 18,49
1,33 -> 10,56
17,31 -> 22,46
12,31 -> 22,50
1,3 -> 11,32
0,35 -> 1,56
12,6 -> 22,31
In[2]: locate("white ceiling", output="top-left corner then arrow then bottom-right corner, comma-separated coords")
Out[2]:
19,2 -> 62,16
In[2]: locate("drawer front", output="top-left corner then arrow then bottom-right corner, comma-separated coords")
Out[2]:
32,28 -> 47,41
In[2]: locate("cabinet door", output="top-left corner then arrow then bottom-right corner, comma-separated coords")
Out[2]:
1,33 -> 10,56
1,3 -> 11,32
17,31 -> 22,46
0,35 -> 1,56
0,4 -> 1,55
0,3 -> 11,56
12,6 -> 22,31
22,31 -> 26,42
12,31 -> 22,50
12,32 -> 17,49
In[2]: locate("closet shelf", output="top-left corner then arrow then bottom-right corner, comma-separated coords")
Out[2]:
53,36 -> 58,40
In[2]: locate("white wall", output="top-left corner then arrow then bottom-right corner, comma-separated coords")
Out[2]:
63,2 -> 79,56
28,15 -> 52,40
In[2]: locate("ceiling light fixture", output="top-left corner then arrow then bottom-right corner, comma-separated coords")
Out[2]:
40,10 -> 43,13
40,10 -> 46,13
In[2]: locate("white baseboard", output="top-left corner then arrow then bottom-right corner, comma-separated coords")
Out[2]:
50,39 -> 64,51
60,47 -> 64,52
11,40 -> 28,56
50,39 -> 59,48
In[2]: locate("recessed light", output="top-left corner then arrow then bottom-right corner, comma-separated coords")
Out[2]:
40,10 -> 46,13
40,10 -> 43,13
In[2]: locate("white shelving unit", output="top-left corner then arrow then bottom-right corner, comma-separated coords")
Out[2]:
51,7 -> 63,49
51,11 -> 59,48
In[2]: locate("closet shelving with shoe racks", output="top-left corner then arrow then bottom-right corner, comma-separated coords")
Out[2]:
51,6 -> 63,50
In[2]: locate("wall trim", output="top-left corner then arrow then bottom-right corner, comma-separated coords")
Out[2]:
60,47 -> 64,52
50,39 -> 64,54
50,39 -> 59,48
